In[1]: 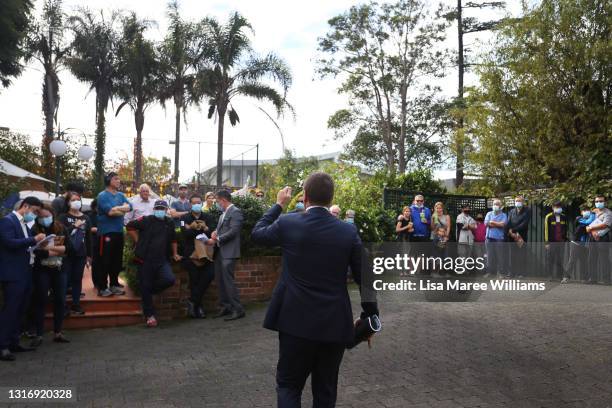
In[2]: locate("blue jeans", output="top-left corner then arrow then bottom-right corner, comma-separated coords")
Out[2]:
137,262 -> 176,318
33,265 -> 67,335
62,256 -> 87,307
486,238 -> 506,275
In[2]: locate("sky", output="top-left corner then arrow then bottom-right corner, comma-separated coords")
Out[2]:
0,0 -> 518,182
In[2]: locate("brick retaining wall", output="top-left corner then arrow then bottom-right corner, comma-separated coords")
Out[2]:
154,256 -> 281,320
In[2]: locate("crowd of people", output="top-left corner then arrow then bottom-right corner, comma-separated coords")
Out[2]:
394,194 -> 611,282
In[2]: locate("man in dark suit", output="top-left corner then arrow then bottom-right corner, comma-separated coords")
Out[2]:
207,189 -> 245,321
0,196 -> 46,361
251,172 -> 379,408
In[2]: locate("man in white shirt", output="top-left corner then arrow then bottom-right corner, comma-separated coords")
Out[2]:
124,184 -> 156,225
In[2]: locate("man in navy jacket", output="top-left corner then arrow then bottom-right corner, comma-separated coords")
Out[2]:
251,172 -> 379,408
0,196 -> 46,361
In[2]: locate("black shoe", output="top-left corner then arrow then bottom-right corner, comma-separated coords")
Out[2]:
71,305 -> 85,315
213,309 -> 232,319
0,349 -> 15,361
224,310 -> 246,321
53,334 -> 70,343
113,283 -> 125,288
9,344 -> 35,353
186,300 -> 197,318
30,337 -> 43,348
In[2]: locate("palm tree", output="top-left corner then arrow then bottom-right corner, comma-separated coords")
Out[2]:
66,8 -> 120,192
158,0 -> 208,182
114,13 -> 159,185
197,12 -> 293,187
25,0 -> 70,177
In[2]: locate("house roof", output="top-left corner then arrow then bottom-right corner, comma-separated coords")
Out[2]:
0,158 -> 55,183
201,151 -> 343,173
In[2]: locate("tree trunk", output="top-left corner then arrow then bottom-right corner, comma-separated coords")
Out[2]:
42,73 -> 55,178
456,0 -> 465,188
216,104 -> 227,187
174,100 -> 181,182
94,93 -> 107,194
398,82 -> 408,174
134,107 -> 144,187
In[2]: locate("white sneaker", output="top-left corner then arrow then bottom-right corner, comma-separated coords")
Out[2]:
560,277 -> 569,284
109,286 -> 125,295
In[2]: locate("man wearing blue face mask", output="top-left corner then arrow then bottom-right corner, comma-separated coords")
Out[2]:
585,195 -> 611,284
288,195 -> 305,214
180,194 -> 216,318
505,195 -> 531,278
126,200 -> 180,327
0,196 -> 46,361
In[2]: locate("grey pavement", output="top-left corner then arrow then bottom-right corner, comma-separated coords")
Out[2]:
1,282 -> 611,408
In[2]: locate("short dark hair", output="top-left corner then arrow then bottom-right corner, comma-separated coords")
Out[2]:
65,181 -> 84,194
189,194 -> 202,203
579,204 -> 590,211
595,194 -> 606,200
19,196 -> 43,209
104,172 -> 118,186
553,201 -> 563,207
215,189 -> 232,202
303,172 -> 334,206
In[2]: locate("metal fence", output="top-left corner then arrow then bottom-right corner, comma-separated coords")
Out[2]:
383,188 -> 609,282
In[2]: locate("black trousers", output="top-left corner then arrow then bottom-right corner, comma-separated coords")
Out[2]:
276,332 -> 345,408
182,258 -> 214,307
546,244 -> 566,279
94,232 -> 124,290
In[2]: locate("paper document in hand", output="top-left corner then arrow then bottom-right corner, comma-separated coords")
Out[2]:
29,234 -> 56,252
196,233 -> 209,243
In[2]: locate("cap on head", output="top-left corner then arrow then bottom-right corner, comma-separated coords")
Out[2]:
153,200 -> 169,209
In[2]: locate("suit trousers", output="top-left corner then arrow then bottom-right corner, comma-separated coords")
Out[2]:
137,261 -> 176,317
214,255 -> 243,313
0,278 -> 31,349
276,332 -> 346,408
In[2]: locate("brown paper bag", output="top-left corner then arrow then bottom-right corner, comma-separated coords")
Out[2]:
191,239 -> 214,263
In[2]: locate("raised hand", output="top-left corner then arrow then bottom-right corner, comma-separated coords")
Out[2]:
277,186 -> 293,209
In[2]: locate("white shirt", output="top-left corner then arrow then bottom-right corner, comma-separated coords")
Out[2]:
218,203 -> 234,226
456,213 -> 476,244
13,210 -> 35,264
124,195 -> 156,225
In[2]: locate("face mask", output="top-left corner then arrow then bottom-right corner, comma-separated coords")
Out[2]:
595,202 -> 605,209
345,218 -> 354,224
415,203 -> 423,208
39,216 -> 53,227
515,201 -> 523,208
582,211 -> 591,218
492,205 -> 500,212
70,201 -> 82,211
23,211 -> 37,223
295,202 -> 305,210
191,203 -> 203,213
153,210 -> 166,219
553,207 -> 562,214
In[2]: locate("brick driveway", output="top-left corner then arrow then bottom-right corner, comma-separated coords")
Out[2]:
1,283 -> 611,407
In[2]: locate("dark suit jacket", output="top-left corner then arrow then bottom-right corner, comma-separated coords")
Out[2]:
251,204 -> 378,344
216,205 -> 243,259
0,212 -> 36,281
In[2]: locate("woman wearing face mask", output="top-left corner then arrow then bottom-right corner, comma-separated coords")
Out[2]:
30,205 -> 71,347
59,192 -> 92,315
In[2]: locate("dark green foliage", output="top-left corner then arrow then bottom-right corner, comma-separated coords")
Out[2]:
0,0 -> 33,88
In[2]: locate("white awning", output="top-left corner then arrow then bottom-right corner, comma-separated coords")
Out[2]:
0,158 -> 55,183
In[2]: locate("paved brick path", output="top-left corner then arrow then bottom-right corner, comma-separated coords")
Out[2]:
1,283 -> 611,407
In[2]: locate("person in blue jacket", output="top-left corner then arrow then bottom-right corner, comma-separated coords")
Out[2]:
0,196 -> 45,361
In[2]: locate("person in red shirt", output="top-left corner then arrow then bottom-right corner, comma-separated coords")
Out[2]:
473,214 -> 487,276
